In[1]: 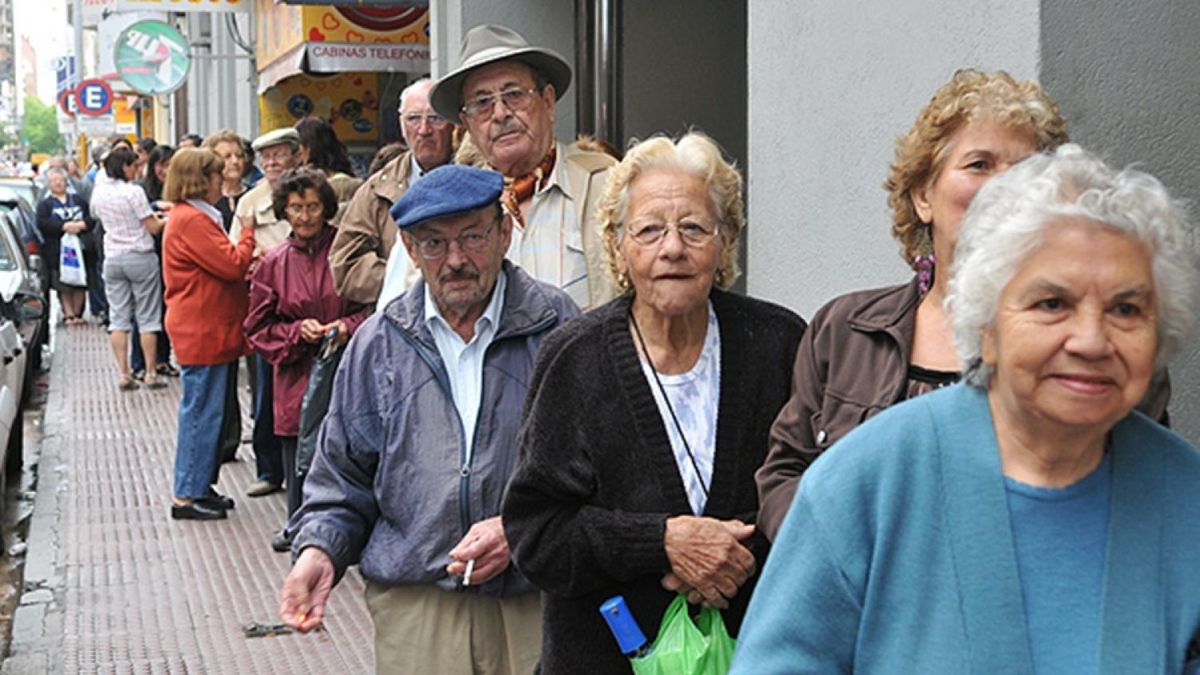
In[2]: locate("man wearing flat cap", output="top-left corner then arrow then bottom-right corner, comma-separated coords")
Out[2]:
279,165 -> 579,674
430,23 -> 618,310
231,127 -> 301,257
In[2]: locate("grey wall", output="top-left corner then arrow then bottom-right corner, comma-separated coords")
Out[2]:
431,0 -> 577,140
619,1 -> 746,170
745,0 -> 1040,317
183,12 -> 257,139
1041,0 -> 1200,442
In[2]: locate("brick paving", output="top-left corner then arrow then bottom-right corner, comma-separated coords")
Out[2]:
2,322 -> 375,674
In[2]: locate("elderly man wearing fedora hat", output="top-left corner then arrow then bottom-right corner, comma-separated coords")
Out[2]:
279,164 -> 579,674
429,23 -> 618,310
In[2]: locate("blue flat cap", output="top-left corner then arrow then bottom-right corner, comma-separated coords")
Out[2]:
390,165 -> 504,230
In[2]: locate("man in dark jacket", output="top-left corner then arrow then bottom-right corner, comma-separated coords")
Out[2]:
279,165 -> 579,675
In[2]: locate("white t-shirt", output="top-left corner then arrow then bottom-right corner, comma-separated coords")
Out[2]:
639,302 -> 720,515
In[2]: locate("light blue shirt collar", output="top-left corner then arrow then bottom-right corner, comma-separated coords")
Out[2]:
424,268 -> 507,341
411,155 -> 428,181
187,199 -> 223,226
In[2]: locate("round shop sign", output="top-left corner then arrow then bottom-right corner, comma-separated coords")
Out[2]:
114,20 -> 191,96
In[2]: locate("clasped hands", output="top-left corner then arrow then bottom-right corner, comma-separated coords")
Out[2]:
300,318 -> 349,345
661,515 -> 756,609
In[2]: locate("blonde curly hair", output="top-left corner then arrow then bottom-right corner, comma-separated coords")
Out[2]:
597,132 -> 744,293
884,69 -> 1069,269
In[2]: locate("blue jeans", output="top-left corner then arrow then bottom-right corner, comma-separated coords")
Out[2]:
174,362 -> 236,499
253,354 -> 283,484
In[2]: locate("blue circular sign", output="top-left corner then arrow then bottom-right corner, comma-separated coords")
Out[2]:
76,79 -> 114,116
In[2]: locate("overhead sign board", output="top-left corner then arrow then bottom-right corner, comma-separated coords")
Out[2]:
114,20 -> 191,95
76,79 -> 115,116
115,0 -> 249,13
53,56 -> 79,96
77,113 -> 117,137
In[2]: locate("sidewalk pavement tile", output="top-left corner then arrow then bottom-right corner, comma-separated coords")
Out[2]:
2,323 -> 374,673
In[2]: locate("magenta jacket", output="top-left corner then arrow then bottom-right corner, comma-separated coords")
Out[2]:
244,225 -> 369,437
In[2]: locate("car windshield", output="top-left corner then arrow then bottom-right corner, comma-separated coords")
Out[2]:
0,184 -> 34,204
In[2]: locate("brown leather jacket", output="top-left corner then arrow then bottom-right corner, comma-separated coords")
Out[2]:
328,152 -> 414,305
755,277 -> 1171,541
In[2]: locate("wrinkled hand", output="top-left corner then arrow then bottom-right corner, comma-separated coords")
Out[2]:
299,319 -> 325,343
279,547 -> 335,633
663,516 -> 756,609
446,516 -> 510,586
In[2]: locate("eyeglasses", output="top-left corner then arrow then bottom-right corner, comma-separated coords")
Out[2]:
401,112 -> 449,129
626,220 -> 720,248
285,203 -> 324,218
410,221 -> 497,259
259,149 -> 293,166
461,87 -> 540,122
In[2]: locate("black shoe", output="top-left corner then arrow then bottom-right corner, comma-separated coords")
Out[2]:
171,501 -> 228,520
271,530 -> 292,553
200,490 -> 235,510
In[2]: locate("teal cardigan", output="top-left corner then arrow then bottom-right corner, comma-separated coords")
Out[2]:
732,384 -> 1200,674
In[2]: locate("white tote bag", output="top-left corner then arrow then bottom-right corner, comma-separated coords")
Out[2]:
59,233 -> 87,287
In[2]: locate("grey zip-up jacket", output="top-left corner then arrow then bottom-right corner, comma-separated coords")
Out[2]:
289,261 -> 580,595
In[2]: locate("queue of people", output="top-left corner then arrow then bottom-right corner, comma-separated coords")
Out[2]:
26,19 -> 1200,675
265,22 -> 1200,675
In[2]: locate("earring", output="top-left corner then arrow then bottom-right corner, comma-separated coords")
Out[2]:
913,226 -> 936,295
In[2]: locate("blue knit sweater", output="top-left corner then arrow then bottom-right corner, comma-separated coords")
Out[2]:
731,384 -> 1200,674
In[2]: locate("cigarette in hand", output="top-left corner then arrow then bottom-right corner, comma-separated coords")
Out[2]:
294,610 -> 307,625
463,559 -> 476,587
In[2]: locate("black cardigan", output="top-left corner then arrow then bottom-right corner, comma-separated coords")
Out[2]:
503,289 -> 806,674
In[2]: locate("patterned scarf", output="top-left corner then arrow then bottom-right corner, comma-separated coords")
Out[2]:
500,146 -> 557,230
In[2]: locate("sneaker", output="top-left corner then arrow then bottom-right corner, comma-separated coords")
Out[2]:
246,480 -> 282,497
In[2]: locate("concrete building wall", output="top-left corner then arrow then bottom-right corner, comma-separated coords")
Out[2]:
745,0 -> 1040,319
1040,0 -> 1200,441
180,12 -> 257,141
619,0 -> 746,167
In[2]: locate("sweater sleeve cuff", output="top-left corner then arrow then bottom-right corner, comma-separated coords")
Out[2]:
589,509 -> 671,577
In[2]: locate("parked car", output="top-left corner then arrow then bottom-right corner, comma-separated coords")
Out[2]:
0,209 -> 47,409
0,193 -> 42,255
0,177 -> 41,208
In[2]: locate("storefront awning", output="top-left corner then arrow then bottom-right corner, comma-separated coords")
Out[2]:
257,41 -> 430,94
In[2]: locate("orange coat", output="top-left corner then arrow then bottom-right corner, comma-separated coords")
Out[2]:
163,201 -> 257,366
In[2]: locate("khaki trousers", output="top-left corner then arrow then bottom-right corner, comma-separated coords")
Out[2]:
364,582 -> 542,675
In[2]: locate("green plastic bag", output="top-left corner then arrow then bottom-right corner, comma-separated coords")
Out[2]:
630,595 -> 736,675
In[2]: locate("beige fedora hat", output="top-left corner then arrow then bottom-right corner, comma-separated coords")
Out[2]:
429,24 -> 572,121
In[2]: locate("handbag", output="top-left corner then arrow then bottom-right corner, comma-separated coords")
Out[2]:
59,232 -> 87,287
296,327 -> 345,478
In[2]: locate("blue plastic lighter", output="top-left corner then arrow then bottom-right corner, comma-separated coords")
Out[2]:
599,595 -> 651,658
